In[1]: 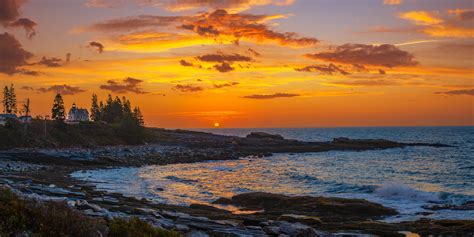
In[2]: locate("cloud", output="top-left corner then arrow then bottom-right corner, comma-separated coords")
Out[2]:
449,9 -> 474,21
379,69 -> 386,75
173,84 -> 203,92
196,53 -> 252,63
213,82 -> 239,88
0,1 -> 38,39
20,86 -> 34,90
66,53 -> 71,62
331,80 -> 397,87
383,0 -> 401,5
100,77 -> 147,94
82,15 -> 185,32
85,0 -> 295,13
89,41 -> 104,53
179,59 -> 194,67
37,56 -> 63,67
0,32 -> 35,75
213,62 -> 234,72
243,92 -> 300,99
435,89 -> 474,96
195,52 -> 253,73
180,10 -> 318,47
248,48 -> 261,57
37,85 -> 86,95
399,11 -> 443,26
80,10 -> 318,50
295,63 -> 350,75
305,44 -> 418,68
0,0 -> 23,23
400,10 -> 474,38
9,18 -> 37,39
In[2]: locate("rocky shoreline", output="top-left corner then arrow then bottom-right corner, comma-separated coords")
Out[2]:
0,129 -> 472,236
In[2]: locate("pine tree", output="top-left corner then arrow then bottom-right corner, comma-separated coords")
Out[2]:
22,98 -> 31,116
90,94 -> 100,121
51,94 -> 65,122
2,86 -> 9,114
9,84 -> 17,114
133,106 -> 144,126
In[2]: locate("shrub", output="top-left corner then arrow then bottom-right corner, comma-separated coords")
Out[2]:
108,217 -> 181,237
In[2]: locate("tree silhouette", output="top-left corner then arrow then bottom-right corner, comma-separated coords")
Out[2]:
51,94 -> 65,122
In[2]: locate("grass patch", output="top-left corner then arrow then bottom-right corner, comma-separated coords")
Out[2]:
0,187 -> 182,237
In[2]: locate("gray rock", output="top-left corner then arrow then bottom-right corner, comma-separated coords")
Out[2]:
263,226 -> 281,235
175,224 -> 190,232
186,231 -> 209,237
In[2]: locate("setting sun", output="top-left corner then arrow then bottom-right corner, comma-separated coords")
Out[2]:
214,122 -> 220,127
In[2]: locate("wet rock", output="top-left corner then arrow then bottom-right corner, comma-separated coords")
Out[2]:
226,192 -> 397,220
186,231 -> 209,237
276,221 -> 323,237
189,203 -> 231,213
422,201 -> 474,211
174,224 -> 190,232
263,226 -> 281,235
278,214 -> 323,226
213,197 -> 233,205
246,132 -> 285,140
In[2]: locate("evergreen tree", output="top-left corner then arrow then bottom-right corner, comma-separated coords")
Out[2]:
51,94 -> 66,122
2,84 -> 17,114
133,106 -> 144,127
22,98 -> 31,116
90,94 -> 100,121
9,84 -> 17,114
2,86 -> 9,114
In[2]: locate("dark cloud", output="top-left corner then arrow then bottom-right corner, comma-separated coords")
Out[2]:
196,53 -> 252,63
213,62 -> 234,73
9,18 -> 37,39
173,84 -> 203,92
195,52 -> 252,73
243,92 -> 300,99
435,89 -> 474,96
100,77 -> 147,94
20,86 -> 34,90
89,41 -> 104,53
378,69 -> 386,75
37,56 -> 62,67
179,59 -> 193,67
82,9 -> 318,47
248,48 -> 261,57
213,82 -> 239,88
352,64 -> 367,72
295,63 -> 350,75
66,53 -> 71,62
180,10 -> 318,47
456,10 -> 474,21
85,0 -> 295,14
37,85 -> 86,95
332,80 -> 397,87
306,44 -> 418,68
0,0 -> 22,23
85,15 -> 185,32
0,32 -> 35,75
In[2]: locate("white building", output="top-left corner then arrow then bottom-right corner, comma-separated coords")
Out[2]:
67,103 -> 89,123
0,114 -> 17,125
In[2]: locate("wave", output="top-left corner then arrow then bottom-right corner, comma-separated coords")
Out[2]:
374,183 -> 441,203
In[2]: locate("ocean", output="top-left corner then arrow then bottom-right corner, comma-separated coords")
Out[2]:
72,126 -> 474,222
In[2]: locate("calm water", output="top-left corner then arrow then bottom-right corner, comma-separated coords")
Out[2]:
72,127 -> 474,222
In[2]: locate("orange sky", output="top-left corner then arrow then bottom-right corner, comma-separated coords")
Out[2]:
0,0 -> 473,128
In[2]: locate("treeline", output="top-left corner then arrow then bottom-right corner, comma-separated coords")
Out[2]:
1,84 -> 148,147
90,94 -> 145,144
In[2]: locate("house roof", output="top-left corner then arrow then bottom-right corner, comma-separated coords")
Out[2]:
0,114 -> 18,119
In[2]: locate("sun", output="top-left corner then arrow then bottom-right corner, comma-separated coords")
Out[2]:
214,122 -> 220,127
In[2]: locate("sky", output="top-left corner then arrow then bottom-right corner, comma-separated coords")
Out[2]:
0,0 -> 473,128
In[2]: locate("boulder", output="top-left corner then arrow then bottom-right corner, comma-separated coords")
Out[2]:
278,214 -> 323,225
246,132 -> 285,140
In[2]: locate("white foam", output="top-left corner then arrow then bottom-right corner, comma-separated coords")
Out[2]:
374,182 -> 441,202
